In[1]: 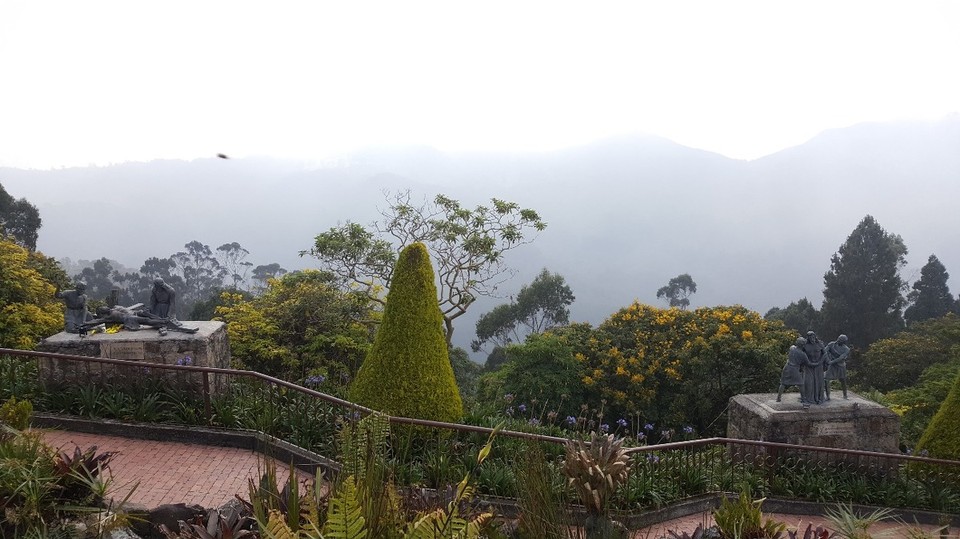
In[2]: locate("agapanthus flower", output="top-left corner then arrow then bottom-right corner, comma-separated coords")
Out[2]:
616,418 -> 628,428
305,375 -> 326,386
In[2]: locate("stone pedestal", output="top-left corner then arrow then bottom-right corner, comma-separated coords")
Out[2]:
36,321 -> 231,394
728,392 -> 900,453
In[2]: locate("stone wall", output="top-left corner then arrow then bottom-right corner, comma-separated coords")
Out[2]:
36,321 -> 231,394
728,392 -> 900,453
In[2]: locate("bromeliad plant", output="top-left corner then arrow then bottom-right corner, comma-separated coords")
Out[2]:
562,432 -> 631,538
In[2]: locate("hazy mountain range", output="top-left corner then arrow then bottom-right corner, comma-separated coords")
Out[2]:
3,116 -> 959,356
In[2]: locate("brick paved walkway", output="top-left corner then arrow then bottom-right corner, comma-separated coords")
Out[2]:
38,429 -> 311,509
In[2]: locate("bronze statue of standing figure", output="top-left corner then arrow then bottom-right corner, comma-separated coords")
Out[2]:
801,331 -> 826,405
824,334 -> 851,400
777,337 -> 808,403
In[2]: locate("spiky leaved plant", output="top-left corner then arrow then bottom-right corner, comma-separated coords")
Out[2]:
562,432 -> 631,538
562,432 -> 630,516
159,507 -> 257,539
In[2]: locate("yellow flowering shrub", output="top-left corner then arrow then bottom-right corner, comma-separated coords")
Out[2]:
575,303 -> 794,432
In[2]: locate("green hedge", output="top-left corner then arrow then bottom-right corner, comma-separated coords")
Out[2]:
915,368 -> 960,460
350,242 -> 463,422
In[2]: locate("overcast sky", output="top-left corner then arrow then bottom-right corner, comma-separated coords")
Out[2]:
1,1 -> 958,169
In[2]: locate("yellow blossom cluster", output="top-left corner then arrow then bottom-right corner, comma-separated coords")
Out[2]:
574,302 -> 794,428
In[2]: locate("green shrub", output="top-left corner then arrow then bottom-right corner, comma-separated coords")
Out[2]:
0,397 -> 32,430
915,368 -> 960,460
350,242 -> 463,422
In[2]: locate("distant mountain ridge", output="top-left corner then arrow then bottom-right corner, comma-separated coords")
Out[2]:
3,116 -> 959,354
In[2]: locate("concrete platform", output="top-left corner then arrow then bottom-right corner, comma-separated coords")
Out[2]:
728,392 -> 900,453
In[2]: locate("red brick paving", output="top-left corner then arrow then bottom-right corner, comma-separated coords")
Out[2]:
37,429 -> 311,509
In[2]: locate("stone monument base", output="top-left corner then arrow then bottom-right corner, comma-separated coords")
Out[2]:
728,392 -> 900,454
36,321 -> 230,394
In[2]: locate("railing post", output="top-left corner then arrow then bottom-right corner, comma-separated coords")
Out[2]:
202,371 -> 212,424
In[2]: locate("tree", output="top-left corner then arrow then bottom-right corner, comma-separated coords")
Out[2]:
449,347 -> 483,403
215,270 -> 375,380
764,298 -> 821,335
73,258 -> 138,307
349,242 -> 463,422
216,242 -> 253,290
0,183 -> 42,251
170,241 -> 228,316
575,303 -> 792,433
476,332 -> 587,419
472,268 -> 575,352
251,263 -> 288,292
656,274 -> 697,310
857,313 -> 960,392
0,239 -> 67,348
904,254 -> 955,325
305,191 -> 546,346
820,215 -> 907,348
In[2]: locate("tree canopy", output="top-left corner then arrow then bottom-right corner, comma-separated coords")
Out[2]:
0,239 -> 68,348
656,274 -> 697,310
820,215 -> 907,348
472,268 -> 574,352
0,183 -> 42,251
305,191 -> 546,346
215,269 -> 376,381
904,254 -> 955,325
764,297 -> 820,335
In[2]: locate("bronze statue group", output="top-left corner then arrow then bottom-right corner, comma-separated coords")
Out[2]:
55,278 -> 198,335
777,331 -> 850,407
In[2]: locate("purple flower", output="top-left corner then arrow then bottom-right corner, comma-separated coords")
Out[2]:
683,425 -> 694,434
528,418 -> 540,426
661,430 -> 673,440
636,432 -> 646,441
305,375 -> 326,386
565,415 -> 577,425
644,423 -> 654,431
616,418 -> 628,428
175,356 -> 193,366
600,423 -> 610,433
646,453 -> 660,463
518,404 -> 527,413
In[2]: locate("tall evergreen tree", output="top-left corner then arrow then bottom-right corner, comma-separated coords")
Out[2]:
820,215 -> 907,348
350,242 -> 463,422
904,254 -> 955,325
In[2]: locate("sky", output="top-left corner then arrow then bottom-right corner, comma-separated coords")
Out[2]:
1,1 -> 958,169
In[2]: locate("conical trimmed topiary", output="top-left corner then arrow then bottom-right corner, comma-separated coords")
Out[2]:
915,369 -> 960,460
350,242 -> 463,422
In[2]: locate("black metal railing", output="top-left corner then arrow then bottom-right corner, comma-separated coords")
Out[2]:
3,347 -> 960,513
